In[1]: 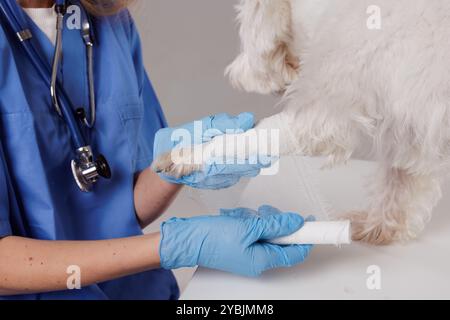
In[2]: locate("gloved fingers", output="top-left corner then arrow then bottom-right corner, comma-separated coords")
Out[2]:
161,165 -> 243,189
204,162 -> 264,177
192,155 -> 275,188
222,206 -> 308,221
239,169 -> 261,178
220,207 -> 258,219
257,205 -> 283,217
205,113 -> 255,134
153,112 -> 258,161
280,244 -> 313,267
208,164 -> 262,178
253,212 -> 305,241
260,243 -> 313,272
189,175 -> 241,190
158,166 -> 262,190
158,170 -> 206,187
158,169 -> 210,186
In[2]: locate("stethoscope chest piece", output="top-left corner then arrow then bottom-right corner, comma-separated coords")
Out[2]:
71,146 -> 111,192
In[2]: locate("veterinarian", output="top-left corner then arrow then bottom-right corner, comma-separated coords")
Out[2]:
0,0 -> 313,300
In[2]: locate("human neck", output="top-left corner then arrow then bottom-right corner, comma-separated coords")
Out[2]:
18,0 -> 54,8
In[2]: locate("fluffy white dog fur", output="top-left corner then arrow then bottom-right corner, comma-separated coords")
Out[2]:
154,0 -> 450,245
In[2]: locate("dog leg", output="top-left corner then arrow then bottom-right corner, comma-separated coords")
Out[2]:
226,0 -> 299,94
151,113 -> 300,178
345,167 -> 442,245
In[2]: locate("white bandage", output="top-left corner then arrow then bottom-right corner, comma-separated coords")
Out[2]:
270,221 -> 352,246
170,112 -> 297,169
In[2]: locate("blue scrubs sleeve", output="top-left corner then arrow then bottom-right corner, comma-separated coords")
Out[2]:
134,74 -> 167,172
0,142 -> 12,238
127,15 -> 168,172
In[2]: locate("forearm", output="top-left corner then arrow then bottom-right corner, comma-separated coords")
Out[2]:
0,233 -> 161,296
134,167 -> 182,228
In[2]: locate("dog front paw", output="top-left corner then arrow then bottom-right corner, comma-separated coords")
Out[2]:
341,211 -> 399,246
152,147 -> 203,179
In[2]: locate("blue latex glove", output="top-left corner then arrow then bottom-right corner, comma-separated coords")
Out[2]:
153,113 -> 273,190
159,205 -> 313,277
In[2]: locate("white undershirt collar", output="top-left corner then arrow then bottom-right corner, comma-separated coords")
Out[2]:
22,6 -> 57,46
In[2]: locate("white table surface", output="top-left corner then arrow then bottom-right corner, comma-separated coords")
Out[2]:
181,157 -> 450,300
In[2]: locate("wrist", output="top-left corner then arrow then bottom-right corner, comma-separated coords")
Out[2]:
134,168 -> 183,228
144,233 -> 162,269
159,218 -> 201,270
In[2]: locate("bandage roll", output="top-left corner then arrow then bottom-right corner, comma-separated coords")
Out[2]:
270,221 -> 352,246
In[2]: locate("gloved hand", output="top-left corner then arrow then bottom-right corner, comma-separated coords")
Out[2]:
159,205 -> 313,277
153,113 -> 272,190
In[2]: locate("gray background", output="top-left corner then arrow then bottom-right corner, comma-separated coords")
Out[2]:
131,0 -> 278,127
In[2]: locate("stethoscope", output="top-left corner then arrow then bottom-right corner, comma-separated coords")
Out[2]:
0,0 -> 111,192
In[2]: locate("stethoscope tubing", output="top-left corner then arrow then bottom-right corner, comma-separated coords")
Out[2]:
0,0 -> 86,149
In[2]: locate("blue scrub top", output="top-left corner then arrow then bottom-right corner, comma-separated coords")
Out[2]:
0,3 -> 179,300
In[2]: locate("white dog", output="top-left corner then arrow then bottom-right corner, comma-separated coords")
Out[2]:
153,0 -> 450,245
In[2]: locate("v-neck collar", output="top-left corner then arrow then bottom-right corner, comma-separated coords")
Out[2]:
22,5 -> 57,46
17,0 -> 90,113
